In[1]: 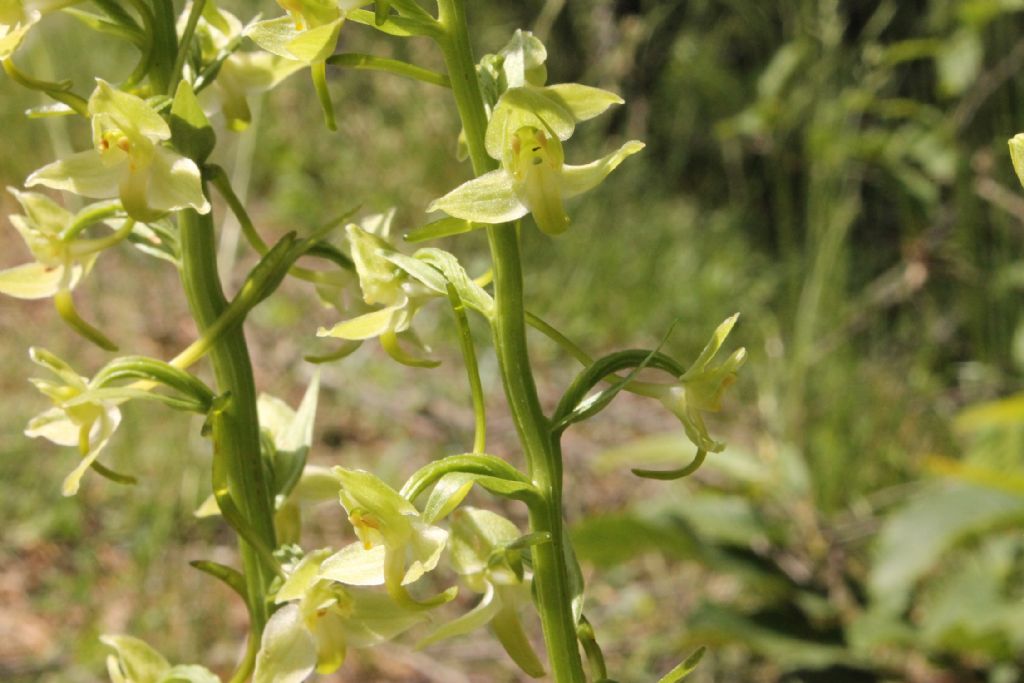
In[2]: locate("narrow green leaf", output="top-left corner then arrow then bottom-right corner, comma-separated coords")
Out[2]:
189,560 -> 249,602
656,646 -> 706,683
404,216 -> 478,243
170,79 -> 215,164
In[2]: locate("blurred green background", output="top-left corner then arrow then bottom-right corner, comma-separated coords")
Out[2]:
4,0 -> 1024,681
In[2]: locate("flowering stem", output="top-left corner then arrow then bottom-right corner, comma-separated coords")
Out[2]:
178,208 -> 277,641
435,2 -> 585,680
169,0 -> 207,95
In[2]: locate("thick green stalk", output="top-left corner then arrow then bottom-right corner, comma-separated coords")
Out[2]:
178,209 -> 277,638
435,2 -> 585,680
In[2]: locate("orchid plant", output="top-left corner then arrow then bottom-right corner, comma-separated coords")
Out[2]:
2,1 -> 744,681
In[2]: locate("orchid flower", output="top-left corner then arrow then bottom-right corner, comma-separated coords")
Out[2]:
24,347 -> 131,495
254,548 -> 426,682
102,634 -> 220,683
0,189 -> 129,300
178,3 -> 301,131
26,80 -> 210,221
318,468 -> 456,608
429,77 -> 644,235
418,507 -> 545,677
655,314 -> 747,453
0,1 -> 80,59
246,0 -> 370,129
316,211 -> 442,367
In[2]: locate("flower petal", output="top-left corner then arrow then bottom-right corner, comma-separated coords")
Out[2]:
317,305 -> 404,340
89,80 -> 171,142
559,140 -> 645,200
485,87 -> 576,161
428,170 -> 528,225
416,582 -> 501,649
683,313 -> 740,378
8,188 -> 74,234
25,406 -> 80,446
404,523 -> 448,584
61,407 -> 121,496
318,542 -> 387,586
343,587 -> 426,647
253,604 -> 318,683
26,149 -> 123,199
276,548 -> 334,603
543,83 -> 624,123
285,19 -> 342,64
100,634 -> 171,683
0,11 -> 38,60
0,262 -> 66,299
144,146 -> 211,215
246,16 -> 303,60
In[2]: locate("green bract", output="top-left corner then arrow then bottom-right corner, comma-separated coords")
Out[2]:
26,80 -> 210,221
429,79 -> 643,235
253,548 -> 425,681
0,189 -> 108,299
318,468 -> 455,606
180,4 -> 301,131
656,314 -> 747,453
102,634 -> 220,683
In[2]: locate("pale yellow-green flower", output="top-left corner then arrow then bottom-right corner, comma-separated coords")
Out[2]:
0,1 -> 81,59
26,80 -> 210,221
429,82 -> 643,235
655,314 -> 747,453
318,468 -> 455,608
0,189 -> 106,299
25,347 -> 126,496
253,548 -> 425,682
179,3 -> 301,131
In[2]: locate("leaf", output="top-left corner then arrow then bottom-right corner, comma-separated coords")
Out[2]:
656,646 -> 706,683
189,560 -> 247,602
868,481 -> 1024,612
571,512 -> 700,568
687,603 -> 855,670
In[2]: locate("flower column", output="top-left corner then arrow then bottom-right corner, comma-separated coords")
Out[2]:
434,1 -> 586,680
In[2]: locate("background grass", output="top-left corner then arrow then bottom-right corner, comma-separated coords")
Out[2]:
3,0 -> 1024,681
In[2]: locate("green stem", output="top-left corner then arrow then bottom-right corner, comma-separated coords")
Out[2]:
446,283 -> 487,453
178,208 -> 277,640
169,0 -> 207,95
61,200 -> 123,241
326,53 -> 450,88
435,2 -> 585,680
